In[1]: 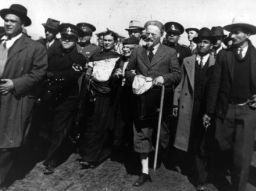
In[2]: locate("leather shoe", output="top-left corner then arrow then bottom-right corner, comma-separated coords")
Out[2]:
196,184 -> 207,191
133,173 -> 152,187
79,161 -> 96,169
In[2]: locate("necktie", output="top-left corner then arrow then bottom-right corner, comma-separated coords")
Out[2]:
2,40 -> 7,49
238,48 -> 243,59
148,48 -> 154,62
199,57 -> 204,68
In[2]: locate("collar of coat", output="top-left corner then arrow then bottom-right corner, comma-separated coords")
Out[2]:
183,53 -> 215,90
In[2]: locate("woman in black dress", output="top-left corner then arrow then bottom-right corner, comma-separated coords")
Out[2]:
78,30 -> 120,168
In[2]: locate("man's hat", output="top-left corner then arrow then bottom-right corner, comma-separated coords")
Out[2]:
211,26 -> 227,38
59,23 -> 80,38
224,15 -> 256,35
164,22 -> 184,35
185,28 -> 199,34
122,36 -> 140,45
193,27 -> 216,44
125,20 -> 144,31
0,4 -> 31,26
42,18 -> 60,32
76,22 -> 96,36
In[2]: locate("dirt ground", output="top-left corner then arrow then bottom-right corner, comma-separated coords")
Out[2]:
3,148 -> 222,191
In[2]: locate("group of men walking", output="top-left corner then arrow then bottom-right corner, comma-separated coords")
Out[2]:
0,3 -> 256,191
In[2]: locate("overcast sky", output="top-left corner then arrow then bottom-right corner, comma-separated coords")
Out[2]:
1,0 -> 256,44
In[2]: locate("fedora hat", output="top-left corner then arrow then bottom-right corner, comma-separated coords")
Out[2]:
224,15 -> 256,34
193,27 -> 216,44
0,4 -> 31,26
125,20 -> 144,31
211,26 -> 227,38
42,18 -> 60,32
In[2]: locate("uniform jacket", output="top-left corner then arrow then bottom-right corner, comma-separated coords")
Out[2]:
0,34 -> 47,148
173,54 -> 215,151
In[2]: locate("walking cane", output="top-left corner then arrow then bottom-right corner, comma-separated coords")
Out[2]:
154,85 -> 165,171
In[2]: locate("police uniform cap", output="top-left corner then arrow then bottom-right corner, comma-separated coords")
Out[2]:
185,27 -> 199,34
59,23 -> 80,38
76,22 -> 96,37
122,36 -> 140,45
165,22 -> 184,35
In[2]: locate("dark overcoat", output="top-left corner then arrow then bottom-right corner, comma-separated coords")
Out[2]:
0,34 -> 47,148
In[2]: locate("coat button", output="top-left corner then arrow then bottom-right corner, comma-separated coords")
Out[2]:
185,92 -> 188,96
181,105 -> 184,109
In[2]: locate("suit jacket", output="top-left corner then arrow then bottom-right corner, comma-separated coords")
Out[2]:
173,54 -> 215,152
206,41 -> 256,118
37,38 -> 60,59
0,34 -> 47,148
125,44 -> 181,120
125,44 -> 180,87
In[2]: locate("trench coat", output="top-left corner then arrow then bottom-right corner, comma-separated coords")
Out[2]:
173,54 -> 215,152
0,34 -> 47,148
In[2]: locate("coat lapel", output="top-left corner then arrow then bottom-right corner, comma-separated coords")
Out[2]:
149,44 -> 165,67
184,55 -> 195,91
7,35 -> 27,63
139,47 -> 151,68
250,45 -> 256,92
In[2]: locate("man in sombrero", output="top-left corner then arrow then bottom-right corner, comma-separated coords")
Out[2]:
203,16 -> 256,191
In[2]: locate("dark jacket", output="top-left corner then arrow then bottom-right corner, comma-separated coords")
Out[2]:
206,41 -> 256,118
0,34 -> 47,148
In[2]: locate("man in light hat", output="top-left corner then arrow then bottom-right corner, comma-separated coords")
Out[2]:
38,18 -> 60,50
125,20 -> 144,39
210,26 -> 227,57
125,20 -> 180,187
76,22 -> 100,63
0,4 -> 47,187
164,22 -> 191,65
185,27 -> 199,54
173,27 -> 216,191
203,16 -> 256,191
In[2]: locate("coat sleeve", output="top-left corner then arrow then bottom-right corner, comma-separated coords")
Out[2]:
205,52 -> 223,116
13,43 -> 48,96
125,47 -> 138,84
162,48 -> 181,87
173,63 -> 185,106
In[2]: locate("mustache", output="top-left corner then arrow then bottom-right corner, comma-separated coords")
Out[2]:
144,38 -> 153,42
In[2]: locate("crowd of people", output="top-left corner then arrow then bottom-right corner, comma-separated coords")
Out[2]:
0,3 -> 256,191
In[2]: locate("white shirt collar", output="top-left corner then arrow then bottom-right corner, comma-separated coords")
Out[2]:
238,45 -> 249,58
147,43 -> 160,55
196,53 -> 210,66
1,33 -> 23,49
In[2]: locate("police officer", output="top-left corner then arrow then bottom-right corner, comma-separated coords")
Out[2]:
164,22 -> 191,65
42,23 -> 86,175
76,22 -> 101,63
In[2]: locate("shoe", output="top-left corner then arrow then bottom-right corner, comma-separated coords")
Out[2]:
196,184 -> 207,191
79,161 -> 96,169
133,173 -> 152,187
43,165 -> 55,175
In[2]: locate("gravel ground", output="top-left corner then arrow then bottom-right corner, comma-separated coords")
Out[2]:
3,152 -> 221,191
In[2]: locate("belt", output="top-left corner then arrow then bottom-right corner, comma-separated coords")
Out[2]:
229,100 -> 250,106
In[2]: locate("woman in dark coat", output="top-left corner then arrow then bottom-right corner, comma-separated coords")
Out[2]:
78,30 -> 120,168
42,23 -> 86,174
